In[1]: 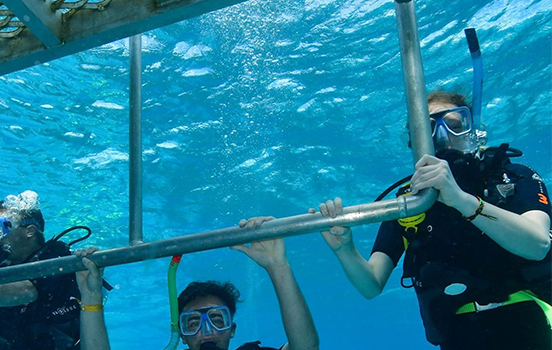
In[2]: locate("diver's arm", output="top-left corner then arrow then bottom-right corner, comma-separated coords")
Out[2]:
411,154 -> 550,260
333,246 -> 394,299
318,198 -> 394,299
453,193 -> 550,260
266,258 -> 319,350
75,253 -> 111,350
0,280 -> 38,306
79,290 -> 111,350
232,217 -> 319,350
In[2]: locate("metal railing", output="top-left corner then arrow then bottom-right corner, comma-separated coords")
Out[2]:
0,0 -> 436,284
129,34 -> 143,246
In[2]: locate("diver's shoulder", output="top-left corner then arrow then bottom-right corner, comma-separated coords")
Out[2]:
506,162 -> 544,180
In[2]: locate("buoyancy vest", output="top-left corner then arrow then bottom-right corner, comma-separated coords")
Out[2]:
395,144 -> 552,344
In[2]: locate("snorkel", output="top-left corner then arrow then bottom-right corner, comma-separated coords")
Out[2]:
377,28 -> 489,201
464,28 -> 487,148
164,254 -> 182,350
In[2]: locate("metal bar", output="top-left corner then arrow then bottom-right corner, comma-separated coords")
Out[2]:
0,194 -> 436,284
394,0 -> 435,162
129,34 -> 143,245
2,0 -> 62,47
393,0 -> 438,207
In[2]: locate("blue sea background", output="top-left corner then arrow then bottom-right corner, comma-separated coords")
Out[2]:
1,0 -> 551,348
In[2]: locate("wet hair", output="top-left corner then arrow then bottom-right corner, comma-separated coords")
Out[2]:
178,280 -> 241,317
427,90 -> 471,111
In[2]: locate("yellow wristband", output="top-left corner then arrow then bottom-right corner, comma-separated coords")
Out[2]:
81,304 -> 103,312
73,298 -> 103,312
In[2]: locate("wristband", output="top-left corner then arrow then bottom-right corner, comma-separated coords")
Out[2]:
463,196 -> 497,222
73,297 -> 103,312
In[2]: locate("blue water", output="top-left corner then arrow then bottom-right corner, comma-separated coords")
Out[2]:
1,0 -> 551,348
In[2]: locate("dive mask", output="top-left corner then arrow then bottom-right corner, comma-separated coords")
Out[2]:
430,106 -> 473,137
430,106 -> 477,153
0,217 -> 12,236
179,305 -> 232,337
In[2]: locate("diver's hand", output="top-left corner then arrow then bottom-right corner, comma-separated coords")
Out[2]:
231,216 -> 288,270
315,198 -> 353,252
410,154 -> 469,208
75,247 -> 103,304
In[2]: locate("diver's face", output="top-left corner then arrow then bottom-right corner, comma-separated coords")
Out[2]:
0,212 -> 36,264
181,295 -> 235,350
1,224 -> 29,264
429,102 -> 473,152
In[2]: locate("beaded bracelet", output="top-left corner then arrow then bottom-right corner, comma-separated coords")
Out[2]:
463,196 -> 497,222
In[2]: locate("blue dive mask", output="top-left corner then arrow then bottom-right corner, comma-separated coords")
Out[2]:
430,106 -> 473,137
0,217 -> 12,236
179,306 -> 232,337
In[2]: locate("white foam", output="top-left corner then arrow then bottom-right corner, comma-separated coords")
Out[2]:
470,0 -> 551,30
316,87 -> 336,94
297,99 -> 316,112
64,132 -> 84,138
156,141 -> 179,149
173,42 -> 191,56
305,0 -> 335,11
275,40 -> 294,47
92,101 -> 125,110
149,62 -> 162,70
73,148 -> 128,169
81,64 -> 101,70
187,45 -> 213,59
267,78 -> 301,90
182,68 -> 213,77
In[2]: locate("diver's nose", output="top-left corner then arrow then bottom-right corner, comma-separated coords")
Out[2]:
202,320 -> 214,335
433,124 -> 451,150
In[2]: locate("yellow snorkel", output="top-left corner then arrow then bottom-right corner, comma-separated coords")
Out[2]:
163,255 -> 182,350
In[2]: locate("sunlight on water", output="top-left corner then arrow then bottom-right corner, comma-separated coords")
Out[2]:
0,0 -> 550,348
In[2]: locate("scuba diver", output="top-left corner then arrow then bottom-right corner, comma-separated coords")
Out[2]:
317,90 -> 551,349
75,217 -> 319,350
0,191 -> 82,350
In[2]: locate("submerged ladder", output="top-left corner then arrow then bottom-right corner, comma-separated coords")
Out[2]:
0,0 -> 436,284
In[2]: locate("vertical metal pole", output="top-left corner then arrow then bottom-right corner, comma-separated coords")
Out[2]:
394,0 -> 435,163
129,34 -> 143,245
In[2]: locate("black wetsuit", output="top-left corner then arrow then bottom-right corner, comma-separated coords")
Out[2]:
373,160 -> 551,350
235,341 -> 280,350
0,241 -> 81,350
193,341 -> 279,350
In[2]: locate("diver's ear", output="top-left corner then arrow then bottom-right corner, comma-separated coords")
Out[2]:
230,322 -> 236,338
24,225 -> 37,238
